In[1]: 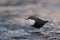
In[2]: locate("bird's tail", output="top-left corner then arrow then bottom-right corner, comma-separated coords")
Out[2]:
45,21 -> 49,23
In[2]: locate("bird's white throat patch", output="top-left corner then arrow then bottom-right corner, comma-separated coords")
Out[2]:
26,19 -> 35,25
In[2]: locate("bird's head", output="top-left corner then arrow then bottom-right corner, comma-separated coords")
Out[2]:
26,16 -> 36,25
26,19 -> 35,26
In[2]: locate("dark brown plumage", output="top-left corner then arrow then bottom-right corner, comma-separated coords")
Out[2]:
27,16 -> 48,29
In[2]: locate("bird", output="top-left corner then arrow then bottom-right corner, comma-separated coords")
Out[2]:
26,16 -> 48,29
26,16 -> 49,33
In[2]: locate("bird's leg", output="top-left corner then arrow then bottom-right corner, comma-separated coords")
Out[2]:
31,28 -> 47,35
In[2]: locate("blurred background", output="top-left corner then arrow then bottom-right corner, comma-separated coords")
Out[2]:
0,0 -> 60,25
0,0 -> 60,40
